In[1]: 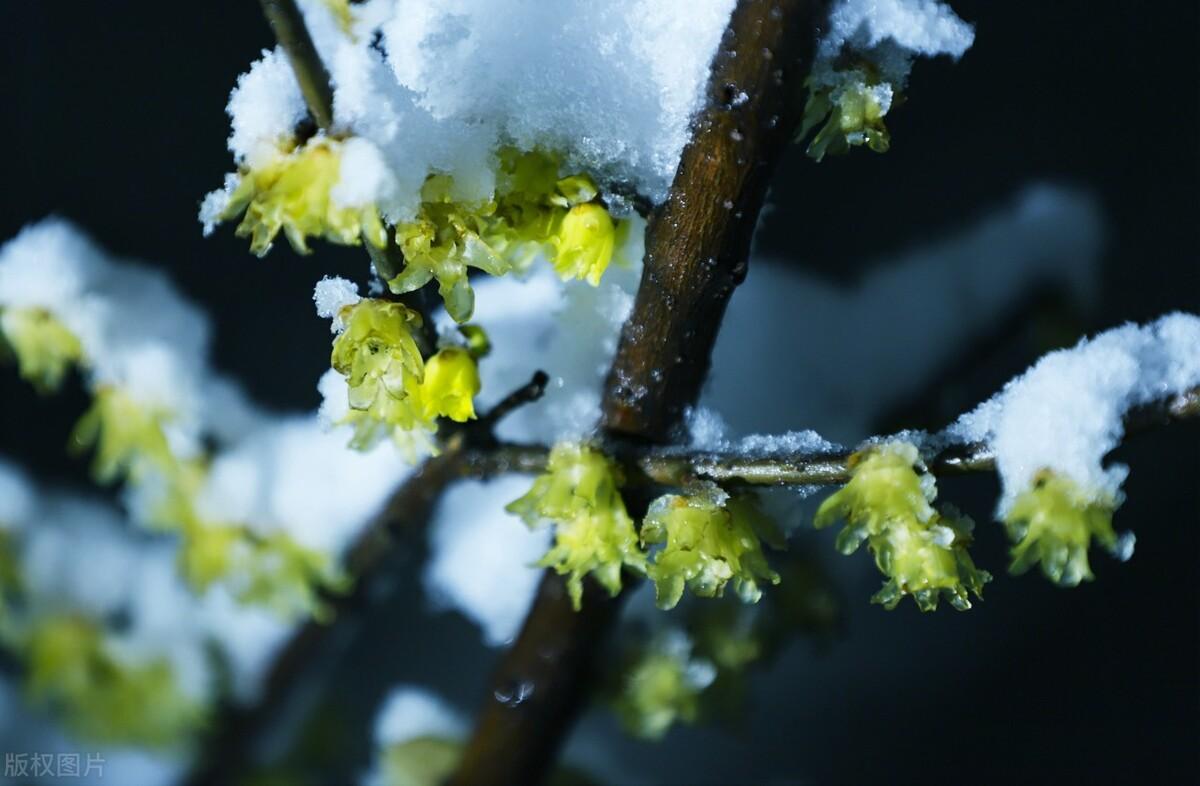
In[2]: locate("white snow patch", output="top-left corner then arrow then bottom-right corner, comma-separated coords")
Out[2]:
314,275 -> 362,332
423,477 -> 551,646
951,313 -> 1200,513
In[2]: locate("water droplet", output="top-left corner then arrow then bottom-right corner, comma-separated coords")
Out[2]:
722,200 -> 734,210
730,128 -> 745,142
494,680 -> 535,708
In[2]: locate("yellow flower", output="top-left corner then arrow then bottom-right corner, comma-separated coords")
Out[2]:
641,483 -> 782,610
330,299 -> 434,451
219,137 -> 387,256
390,148 -> 623,323
0,307 -> 84,393
612,631 -> 714,740
420,347 -> 480,422
507,443 -> 647,609
70,387 -> 175,484
1005,469 -> 1120,586
815,442 -> 990,611
552,203 -> 616,286
799,66 -> 894,162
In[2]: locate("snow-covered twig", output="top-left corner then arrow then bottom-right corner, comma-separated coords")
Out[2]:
461,383 -> 1199,487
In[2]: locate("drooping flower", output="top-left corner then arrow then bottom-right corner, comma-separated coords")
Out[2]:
70,387 -> 175,484
1004,469 -> 1122,586
419,347 -> 481,423
815,441 -> 991,611
216,137 -> 388,257
799,65 -> 895,162
611,630 -> 715,740
506,443 -> 646,609
641,482 -> 782,610
329,299 -> 432,451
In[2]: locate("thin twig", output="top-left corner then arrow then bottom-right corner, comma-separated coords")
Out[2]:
258,0 -> 334,130
460,383 -> 1200,488
469,370 -> 550,438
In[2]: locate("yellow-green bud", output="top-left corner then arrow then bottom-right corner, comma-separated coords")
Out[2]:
420,347 -> 480,423
552,203 -> 615,286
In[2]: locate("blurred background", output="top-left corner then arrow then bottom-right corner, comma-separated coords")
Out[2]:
1,1 -> 1196,784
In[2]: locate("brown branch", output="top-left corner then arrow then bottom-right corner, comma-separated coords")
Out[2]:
448,2 -> 834,784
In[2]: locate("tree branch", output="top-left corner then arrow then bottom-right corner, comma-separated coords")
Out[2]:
461,383 -> 1200,487
448,2 -> 833,784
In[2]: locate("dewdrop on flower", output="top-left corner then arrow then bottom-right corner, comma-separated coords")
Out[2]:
641,482 -> 782,610
1004,469 -> 1121,587
506,443 -> 647,609
214,137 -> 388,257
815,441 -> 990,611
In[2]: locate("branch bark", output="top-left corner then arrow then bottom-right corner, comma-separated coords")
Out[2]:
448,3 -> 832,784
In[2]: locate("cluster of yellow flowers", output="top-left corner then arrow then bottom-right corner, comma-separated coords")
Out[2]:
0,314 -> 341,618
328,298 -> 483,453
22,615 -> 204,746
213,141 -> 627,324
390,148 -> 624,322
815,442 -> 991,611
508,445 -> 787,612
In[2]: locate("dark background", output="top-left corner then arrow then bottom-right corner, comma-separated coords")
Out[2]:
1,1 -> 1197,784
